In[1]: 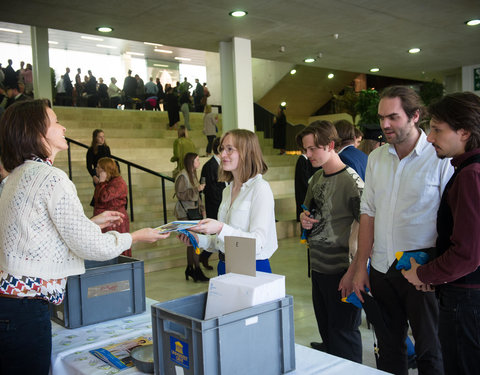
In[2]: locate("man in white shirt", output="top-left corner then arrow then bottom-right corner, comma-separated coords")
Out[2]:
339,86 -> 452,375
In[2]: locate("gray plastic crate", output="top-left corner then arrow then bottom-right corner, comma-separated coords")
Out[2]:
51,255 -> 145,328
152,292 -> 295,375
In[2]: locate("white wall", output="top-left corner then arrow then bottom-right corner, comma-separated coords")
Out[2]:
252,58 -> 293,102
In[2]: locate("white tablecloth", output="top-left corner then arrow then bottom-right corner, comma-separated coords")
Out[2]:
51,298 -> 388,375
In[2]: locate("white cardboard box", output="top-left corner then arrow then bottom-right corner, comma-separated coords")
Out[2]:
204,272 -> 286,320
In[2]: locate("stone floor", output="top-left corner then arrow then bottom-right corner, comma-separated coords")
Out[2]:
144,236 -> 418,374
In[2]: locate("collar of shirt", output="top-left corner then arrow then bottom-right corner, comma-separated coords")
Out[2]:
451,148 -> 480,168
213,154 -> 221,164
338,144 -> 355,154
387,129 -> 429,159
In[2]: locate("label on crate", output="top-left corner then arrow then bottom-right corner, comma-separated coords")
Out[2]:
87,280 -> 130,298
170,336 -> 189,369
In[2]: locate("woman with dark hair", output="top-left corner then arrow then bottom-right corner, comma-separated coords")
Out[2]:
273,105 -> 287,155
179,129 -> 278,275
86,129 -> 111,185
0,100 -> 168,375
94,157 -> 130,256
174,152 -> 207,282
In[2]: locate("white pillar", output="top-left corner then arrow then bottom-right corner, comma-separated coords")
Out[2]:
31,26 -> 52,103
219,37 -> 254,132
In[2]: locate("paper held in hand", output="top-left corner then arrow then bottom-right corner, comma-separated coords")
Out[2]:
154,220 -> 199,234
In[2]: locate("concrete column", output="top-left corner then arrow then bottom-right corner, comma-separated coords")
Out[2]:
219,37 -> 254,132
31,26 -> 52,103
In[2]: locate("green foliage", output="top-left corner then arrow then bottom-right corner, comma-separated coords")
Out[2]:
333,86 -> 358,123
355,89 -> 380,127
420,79 -> 444,106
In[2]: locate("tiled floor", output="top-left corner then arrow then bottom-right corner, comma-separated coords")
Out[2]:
144,236 -> 418,374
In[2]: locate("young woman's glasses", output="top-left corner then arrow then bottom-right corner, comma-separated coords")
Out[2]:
218,145 -> 237,155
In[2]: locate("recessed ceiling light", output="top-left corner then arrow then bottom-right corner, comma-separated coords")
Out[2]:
96,44 -> 117,49
154,49 -> 173,54
145,42 -> 163,47
48,40 -> 59,45
0,27 -> 23,34
370,68 -> 380,73
175,57 -> 191,61
126,51 -> 144,56
96,26 -> 113,33
229,10 -> 247,17
81,35 -> 103,41
304,58 -> 315,63
466,19 -> 480,26
327,73 -> 334,79
408,48 -> 421,54
280,101 -> 287,107
290,69 -> 297,75
154,64 -> 169,67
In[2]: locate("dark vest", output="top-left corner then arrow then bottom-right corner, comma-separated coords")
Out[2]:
436,154 -> 480,284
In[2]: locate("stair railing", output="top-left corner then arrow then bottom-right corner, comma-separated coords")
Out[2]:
65,137 -> 174,224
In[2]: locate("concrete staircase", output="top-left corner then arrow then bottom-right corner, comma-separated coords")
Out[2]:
53,106 -> 300,273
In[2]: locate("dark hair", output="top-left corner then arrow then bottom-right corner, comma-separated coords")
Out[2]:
178,125 -> 187,138
354,127 -> 364,138
0,99 -> 52,172
90,129 -> 107,154
429,92 -> 480,152
380,85 -> 425,125
295,120 -> 339,150
183,152 -> 199,185
212,137 -> 221,154
334,120 -> 355,146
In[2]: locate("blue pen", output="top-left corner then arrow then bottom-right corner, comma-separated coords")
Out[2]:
300,204 -> 309,243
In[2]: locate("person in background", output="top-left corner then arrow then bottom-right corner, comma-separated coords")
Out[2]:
334,119 -> 368,180
201,82 -> 210,108
23,63 -> 33,97
63,67 -> 73,106
86,129 -> 112,206
273,105 -> 287,155
171,125 -> 196,179
354,127 -> 363,148
179,89 -> 191,130
180,129 -> 278,275
0,99 -> 168,375
199,137 -> 226,270
193,78 -> 204,112
203,105 -> 218,157
174,152 -> 208,282
358,127 -> 385,155
97,78 -> 109,108
108,77 -> 122,109
155,77 -> 165,111
94,157 -> 130,257
164,86 -> 180,130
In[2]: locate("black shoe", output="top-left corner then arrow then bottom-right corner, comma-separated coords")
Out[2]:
310,342 -> 327,352
199,252 -> 213,270
194,266 -> 209,282
185,266 -> 196,281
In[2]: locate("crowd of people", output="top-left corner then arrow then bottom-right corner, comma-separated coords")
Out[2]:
0,59 -> 33,116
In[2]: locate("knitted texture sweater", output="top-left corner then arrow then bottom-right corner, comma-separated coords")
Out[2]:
0,161 -> 132,279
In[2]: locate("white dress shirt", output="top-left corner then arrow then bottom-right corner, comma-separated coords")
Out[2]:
361,131 -> 453,273
197,174 -> 278,260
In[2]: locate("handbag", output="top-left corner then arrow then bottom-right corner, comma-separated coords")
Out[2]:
179,200 -> 203,220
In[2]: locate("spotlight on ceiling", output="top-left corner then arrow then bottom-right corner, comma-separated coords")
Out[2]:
304,58 -> 315,63
229,10 -> 247,17
466,19 -> 480,26
290,69 -> 297,75
96,26 -> 113,33
408,48 -> 421,54
327,73 -> 334,79
370,68 -> 380,73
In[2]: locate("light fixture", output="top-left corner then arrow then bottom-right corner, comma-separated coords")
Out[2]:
81,35 -> 103,41
370,68 -> 380,73
280,101 -> 287,107
408,47 -> 421,54
154,49 -> 173,54
175,57 -> 191,61
96,44 -> 117,49
145,42 -> 163,47
327,73 -> 334,79
290,69 -> 297,75
153,64 -> 169,67
96,26 -> 113,33
126,51 -> 144,56
304,58 -> 315,63
0,27 -> 23,33
48,40 -> 59,45
229,10 -> 247,17
466,19 -> 480,26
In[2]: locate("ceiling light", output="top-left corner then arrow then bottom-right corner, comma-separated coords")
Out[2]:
290,69 -> 297,75
126,51 -> 144,56
154,49 -> 173,54
48,40 -> 59,45
96,26 -> 113,33
304,58 -> 315,63
229,10 -> 247,17
145,42 -> 163,47
0,27 -> 23,34
175,57 -> 191,61
96,44 -> 117,49
81,35 -> 103,41
370,68 -> 380,73
154,64 -> 169,67
327,73 -> 334,79
408,48 -> 421,54
466,19 -> 480,26
280,101 -> 287,107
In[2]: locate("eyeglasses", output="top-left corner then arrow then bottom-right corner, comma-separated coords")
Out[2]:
219,145 -> 237,155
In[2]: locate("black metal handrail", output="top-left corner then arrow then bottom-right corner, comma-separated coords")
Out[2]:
65,137 -> 174,224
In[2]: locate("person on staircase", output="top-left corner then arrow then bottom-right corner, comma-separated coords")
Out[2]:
86,129 -> 112,207
174,152 -> 208,282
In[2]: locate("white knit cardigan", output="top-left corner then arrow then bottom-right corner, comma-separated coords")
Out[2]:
0,161 -> 132,279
